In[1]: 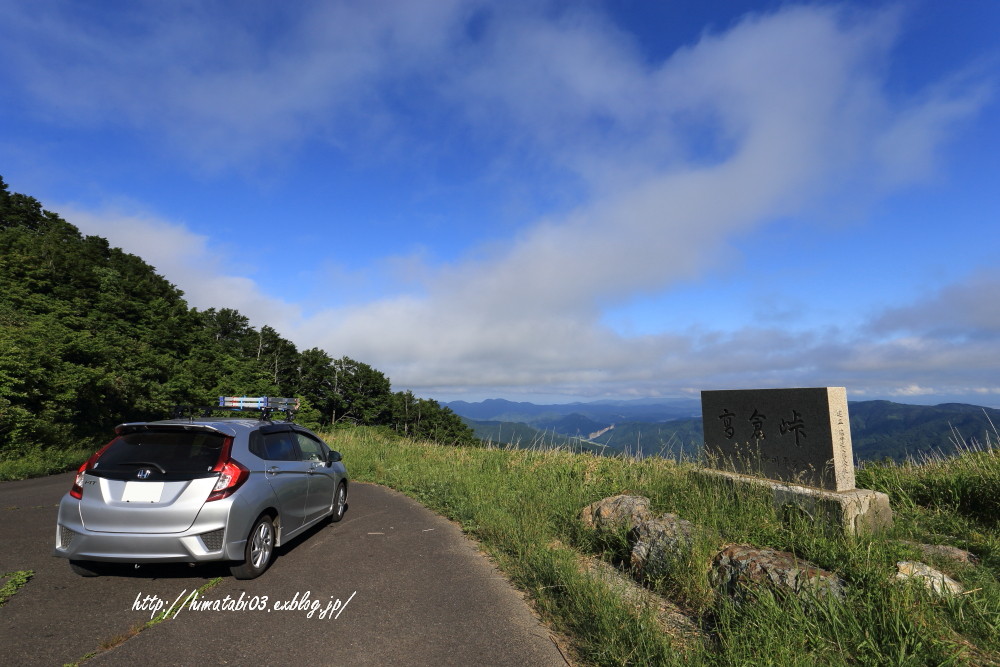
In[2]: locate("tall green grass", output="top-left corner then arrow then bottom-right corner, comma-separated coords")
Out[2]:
0,445 -> 92,481
329,427 -> 1000,666
3,424 -> 998,663
859,426 -> 1000,528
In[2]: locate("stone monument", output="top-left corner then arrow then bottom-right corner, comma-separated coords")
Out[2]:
701,387 -> 854,491
699,387 -> 891,535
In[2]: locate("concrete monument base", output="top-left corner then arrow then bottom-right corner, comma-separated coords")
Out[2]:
694,468 -> 893,536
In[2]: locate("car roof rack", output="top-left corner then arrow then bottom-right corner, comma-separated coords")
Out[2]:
170,397 -> 300,422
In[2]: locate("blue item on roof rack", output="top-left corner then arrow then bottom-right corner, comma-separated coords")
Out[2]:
218,397 -> 300,410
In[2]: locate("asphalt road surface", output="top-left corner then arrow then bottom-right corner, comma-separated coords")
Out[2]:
0,473 -> 568,666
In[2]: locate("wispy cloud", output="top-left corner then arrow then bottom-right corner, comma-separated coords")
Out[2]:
9,2 -> 995,402
292,5 -> 990,396
869,268 -> 1000,339
1,0 -> 473,170
59,205 -> 301,327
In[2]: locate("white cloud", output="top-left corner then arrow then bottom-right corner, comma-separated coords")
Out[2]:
9,3 -> 995,403
52,202 -> 1000,406
287,5 -> 989,397
873,74 -> 993,187
57,205 -> 301,329
0,0 -> 474,169
868,268 -> 1000,339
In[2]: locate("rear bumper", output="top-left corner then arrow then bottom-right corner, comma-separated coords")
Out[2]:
53,497 -> 247,563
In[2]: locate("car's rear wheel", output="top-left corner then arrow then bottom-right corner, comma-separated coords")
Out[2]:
329,482 -> 348,523
69,559 -> 103,577
230,515 -> 275,580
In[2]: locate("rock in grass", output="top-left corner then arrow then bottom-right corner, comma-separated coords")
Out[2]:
901,541 -> 979,566
895,561 -> 964,596
579,495 -> 653,532
578,555 -> 705,650
630,514 -> 697,578
711,544 -> 845,602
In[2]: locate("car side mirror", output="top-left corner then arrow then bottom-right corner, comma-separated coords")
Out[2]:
328,450 -> 342,464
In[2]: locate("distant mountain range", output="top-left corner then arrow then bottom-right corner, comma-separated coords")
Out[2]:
445,398 -> 1000,462
445,397 -> 701,427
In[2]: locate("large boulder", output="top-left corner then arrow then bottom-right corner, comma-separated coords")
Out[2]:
711,544 -> 845,602
630,514 -> 698,578
579,495 -> 653,532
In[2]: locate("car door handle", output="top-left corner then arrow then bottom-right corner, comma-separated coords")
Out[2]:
267,466 -> 281,476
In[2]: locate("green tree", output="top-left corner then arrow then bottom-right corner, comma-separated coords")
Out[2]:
253,326 -> 299,395
297,348 -> 337,426
390,390 -> 478,446
0,175 -> 476,459
330,356 -> 392,425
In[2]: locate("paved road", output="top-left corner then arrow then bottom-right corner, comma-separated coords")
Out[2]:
0,474 -> 568,666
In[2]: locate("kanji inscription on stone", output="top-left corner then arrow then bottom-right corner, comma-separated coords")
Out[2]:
701,387 -> 855,491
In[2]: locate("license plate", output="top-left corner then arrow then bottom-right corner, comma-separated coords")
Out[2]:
122,481 -> 164,503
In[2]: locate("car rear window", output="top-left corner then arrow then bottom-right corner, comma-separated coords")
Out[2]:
91,429 -> 227,479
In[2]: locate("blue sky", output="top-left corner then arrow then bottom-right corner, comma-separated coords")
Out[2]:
2,0 -> 998,406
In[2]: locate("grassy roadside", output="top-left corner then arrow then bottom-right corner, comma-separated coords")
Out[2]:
0,445 -> 93,481
327,427 -> 1000,666
3,425 -> 999,663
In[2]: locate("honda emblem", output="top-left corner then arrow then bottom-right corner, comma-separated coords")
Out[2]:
136,469 -> 152,480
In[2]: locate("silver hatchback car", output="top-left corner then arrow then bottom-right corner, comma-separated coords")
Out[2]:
53,398 -> 348,579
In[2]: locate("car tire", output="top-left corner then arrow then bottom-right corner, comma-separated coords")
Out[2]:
230,515 -> 275,580
329,482 -> 348,523
69,559 -> 103,577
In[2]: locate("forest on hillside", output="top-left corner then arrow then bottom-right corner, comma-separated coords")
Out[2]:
0,176 -> 477,458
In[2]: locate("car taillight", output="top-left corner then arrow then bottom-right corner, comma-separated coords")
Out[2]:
69,440 -> 114,499
207,437 -> 248,501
